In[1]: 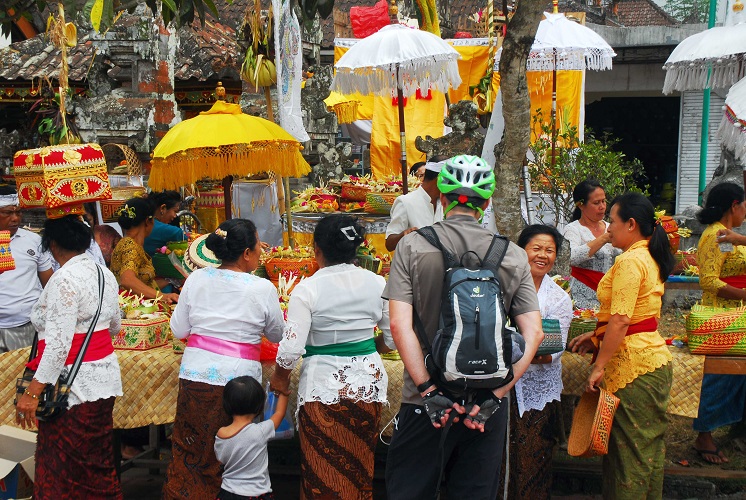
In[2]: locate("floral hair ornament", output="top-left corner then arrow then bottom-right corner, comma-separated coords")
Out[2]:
215,228 -> 228,238
116,204 -> 136,219
575,201 -> 583,208
340,225 -> 358,241
653,209 -> 665,227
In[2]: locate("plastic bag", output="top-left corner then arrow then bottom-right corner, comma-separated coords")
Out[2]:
263,382 -> 294,440
350,0 -> 390,39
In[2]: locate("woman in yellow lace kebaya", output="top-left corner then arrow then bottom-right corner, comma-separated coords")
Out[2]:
691,182 -> 746,465
570,193 -> 675,500
110,197 -> 179,305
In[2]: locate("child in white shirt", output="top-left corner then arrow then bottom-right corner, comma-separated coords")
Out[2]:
214,376 -> 289,500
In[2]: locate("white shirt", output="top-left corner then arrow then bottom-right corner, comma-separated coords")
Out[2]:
514,275 -> 573,416
50,239 -> 106,272
214,420 -> 275,496
30,254 -> 123,408
563,220 -> 621,309
0,228 -> 53,328
385,187 -> 443,238
171,267 -> 285,386
276,264 -> 389,412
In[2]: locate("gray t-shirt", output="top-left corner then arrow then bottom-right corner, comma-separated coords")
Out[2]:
214,420 -> 275,496
383,214 -> 539,405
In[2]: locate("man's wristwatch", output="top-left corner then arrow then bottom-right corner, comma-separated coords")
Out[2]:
416,378 -> 435,393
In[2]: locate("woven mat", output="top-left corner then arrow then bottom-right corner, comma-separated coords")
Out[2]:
561,346 -> 705,418
0,346 -> 405,433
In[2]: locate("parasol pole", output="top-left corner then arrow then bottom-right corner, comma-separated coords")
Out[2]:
698,0 -> 718,204
550,0 -> 559,168
215,82 -> 234,220
396,64 -> 409,194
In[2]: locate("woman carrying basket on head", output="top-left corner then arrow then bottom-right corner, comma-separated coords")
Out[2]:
563,180 -> 622,309
690,182 -> 746,465
569,193 -> 674,499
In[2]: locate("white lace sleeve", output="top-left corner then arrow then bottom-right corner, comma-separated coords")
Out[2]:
563,222 -> 592,265
263,285 -> 285,343
546,285 -> 574,363
275,286 -> 312,370
169,278 -> 192,339
34,275 -> 78,385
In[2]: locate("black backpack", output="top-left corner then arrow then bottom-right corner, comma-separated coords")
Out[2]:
413,226 -> 515,396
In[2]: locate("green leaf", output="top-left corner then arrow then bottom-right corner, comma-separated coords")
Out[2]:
202,0 -> 219,19
161,0 -> 178,17
89,0 -> 105,31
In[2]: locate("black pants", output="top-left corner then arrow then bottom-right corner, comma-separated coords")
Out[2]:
216,488 -> 274,500
385,402 -> 509,500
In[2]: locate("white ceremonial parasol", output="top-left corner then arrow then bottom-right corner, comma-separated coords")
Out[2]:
491,11 -> 615,222
331,24 -> 461,193
663,25 -> 746,94
718,76 -> 746,163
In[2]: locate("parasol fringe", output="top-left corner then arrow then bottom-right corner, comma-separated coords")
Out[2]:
331,101 -> 360,124
663,59 -> 746,94
496,47 -> 614,72
718,109 -> 746,164
333,56 -> 461,97
149,145 -> 311,191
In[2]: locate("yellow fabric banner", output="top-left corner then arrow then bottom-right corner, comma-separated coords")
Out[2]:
447,44 -> 491,104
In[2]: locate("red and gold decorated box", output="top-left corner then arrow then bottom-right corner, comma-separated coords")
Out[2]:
13,144 -> 112,218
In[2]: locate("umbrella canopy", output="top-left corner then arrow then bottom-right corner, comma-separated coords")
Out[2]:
718,76 -> 746,163
149,101 -> 311,191
663,24 -> 746,94
331,24 -> 462,97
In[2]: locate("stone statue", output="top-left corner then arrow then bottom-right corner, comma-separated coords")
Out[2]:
313,141 -> 353,185
415,100 -> 485,159
703,146 -> 745,204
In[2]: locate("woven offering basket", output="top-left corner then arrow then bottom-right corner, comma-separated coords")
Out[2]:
113,316 -> 171,351
364,192 -> 399,215
100,186 -> 147,222
568,317 -> 598,341
265,257 -> 319,281
172,335 -> 187,354
0,231 -> 14,272
686,304 -> 746,355
341,183 -> 370,202
568,387 -> 620,457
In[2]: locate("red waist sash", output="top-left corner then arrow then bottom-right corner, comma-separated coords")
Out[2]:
594,317 -> 658,340
27,329 -> 114,371
571,266 -> 605,292
721,275 -> 746,289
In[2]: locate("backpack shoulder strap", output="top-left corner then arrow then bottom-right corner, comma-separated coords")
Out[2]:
482,235 -> 510,274
416,226 -> 458,269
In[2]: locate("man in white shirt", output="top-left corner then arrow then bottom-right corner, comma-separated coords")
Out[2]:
385,160 -> 445,251
0,187 -> 53,352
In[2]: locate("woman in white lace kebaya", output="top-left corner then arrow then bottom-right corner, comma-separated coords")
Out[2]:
163,219 -> 284,500
270,214 -> 391,500
14,215 -> 123,499
499,225 -> 573,499
563,179 -> 621,310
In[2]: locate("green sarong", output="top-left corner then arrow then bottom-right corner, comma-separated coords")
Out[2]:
603,363 -> 673,500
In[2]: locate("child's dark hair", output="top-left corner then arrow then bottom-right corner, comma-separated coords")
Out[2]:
610,193 -> 674,282
313,214 -> 365,265
205,218 -> 259,263
223,376 -> 265,416
697,182 -> 745,225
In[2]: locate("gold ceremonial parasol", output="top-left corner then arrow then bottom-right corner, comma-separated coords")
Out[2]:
148,99 -> 310,193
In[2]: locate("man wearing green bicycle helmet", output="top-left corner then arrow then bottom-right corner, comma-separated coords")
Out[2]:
383,154 -> 543,499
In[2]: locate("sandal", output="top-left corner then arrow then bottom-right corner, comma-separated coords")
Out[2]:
693,446 -> 729,464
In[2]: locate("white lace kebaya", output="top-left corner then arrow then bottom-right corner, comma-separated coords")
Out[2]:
30,254 -> 123,408
513,274 -> 573,416
276,264 -> 390,412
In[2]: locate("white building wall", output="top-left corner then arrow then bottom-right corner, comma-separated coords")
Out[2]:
675,91 -> 726,212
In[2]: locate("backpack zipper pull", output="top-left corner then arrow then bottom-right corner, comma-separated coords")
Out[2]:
475,305 -> 480,350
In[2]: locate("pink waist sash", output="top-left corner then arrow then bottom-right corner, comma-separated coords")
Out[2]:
186,334 -> 260,361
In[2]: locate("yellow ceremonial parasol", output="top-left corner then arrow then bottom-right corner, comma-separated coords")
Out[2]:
148,99 -> 310,193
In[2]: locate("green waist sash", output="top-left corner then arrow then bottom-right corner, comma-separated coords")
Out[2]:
303,338 -> 376,358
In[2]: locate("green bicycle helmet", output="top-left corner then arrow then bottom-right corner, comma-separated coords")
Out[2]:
437,155 -> 495,217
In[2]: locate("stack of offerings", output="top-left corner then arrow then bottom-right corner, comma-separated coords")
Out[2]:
114,293 -> 171,350
13,143 -> 112,219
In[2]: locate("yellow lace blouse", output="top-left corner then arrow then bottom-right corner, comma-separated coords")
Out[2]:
110,237 -> 157,290
595,240 -> 672,393
698,221 -> 746,308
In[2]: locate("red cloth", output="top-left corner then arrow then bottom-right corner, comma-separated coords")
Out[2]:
721,275 -> 746,289
571,266 -> 605,292
27,329 -> 114,371
594,317 -> 658,340
350,0 -> 390,39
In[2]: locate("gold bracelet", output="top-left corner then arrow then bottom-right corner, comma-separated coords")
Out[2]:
24,389 -> 38,399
